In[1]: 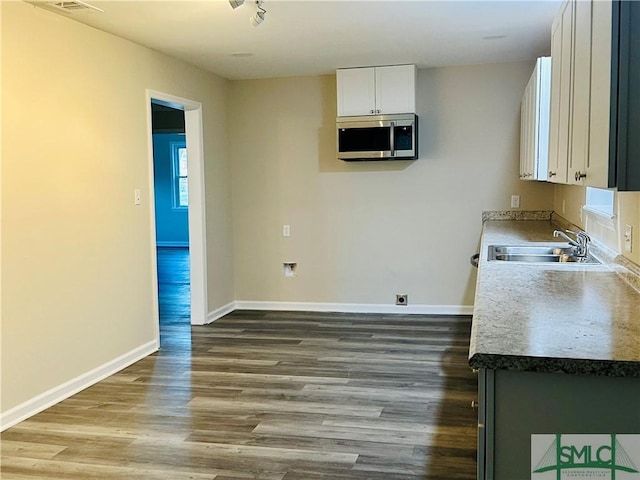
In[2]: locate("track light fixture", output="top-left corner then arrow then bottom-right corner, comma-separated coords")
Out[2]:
250,9 -> 265,27
228,0 -> 267,27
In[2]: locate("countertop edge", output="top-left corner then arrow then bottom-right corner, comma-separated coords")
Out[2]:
469,353 -> 640,377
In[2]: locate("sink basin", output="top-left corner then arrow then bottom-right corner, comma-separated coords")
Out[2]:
491,245 -> 575,255
488,245 -> 601,264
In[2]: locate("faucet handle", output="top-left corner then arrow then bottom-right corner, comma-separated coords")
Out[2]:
577,231 -> 591,242
567,229 -> 590,243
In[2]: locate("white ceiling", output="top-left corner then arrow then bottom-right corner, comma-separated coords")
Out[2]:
33,0 -> 562,80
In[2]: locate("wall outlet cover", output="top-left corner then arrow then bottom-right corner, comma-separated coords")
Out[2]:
283,262 -> 297,277
396,294 -> 408,306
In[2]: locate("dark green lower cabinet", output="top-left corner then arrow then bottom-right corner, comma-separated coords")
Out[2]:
477,368 -> 640,479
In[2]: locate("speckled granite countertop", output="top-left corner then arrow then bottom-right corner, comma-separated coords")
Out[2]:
468,220 -> 640,377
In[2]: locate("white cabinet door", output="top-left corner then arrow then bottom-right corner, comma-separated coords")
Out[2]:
548,14 -> 563,182
548,0 -> 573,184
336,67 -> 376,117
556,0 -> 573,184
587,0 -> 614,188
520,58 -> 551,181
520,82 -> 530,180
536,58 -> 551,180
375,65 -> 416,115
569,0 -> 592,185
520,74 -> 535,180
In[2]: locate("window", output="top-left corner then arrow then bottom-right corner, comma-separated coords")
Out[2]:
171,143 -> 188,208
584,187 -> 615,218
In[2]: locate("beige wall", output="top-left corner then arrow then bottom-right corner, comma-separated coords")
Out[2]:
1,3 -> 233,412
554,185 -> 640,265
229,63 -> 555,307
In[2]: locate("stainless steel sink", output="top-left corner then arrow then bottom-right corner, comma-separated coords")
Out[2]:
488,245 -> 601,264
491,245 -> 575,255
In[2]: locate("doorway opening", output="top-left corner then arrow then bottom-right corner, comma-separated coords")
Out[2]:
151,103 -> 190,328
146,91 -> 208,348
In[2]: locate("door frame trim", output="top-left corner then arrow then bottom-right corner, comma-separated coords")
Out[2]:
146,90 -> 208,335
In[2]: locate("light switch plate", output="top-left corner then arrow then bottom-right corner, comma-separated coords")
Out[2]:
134,189 -> 141,205
624,224 -> 633,252
283,225 -> 291,237
511,195 -> 520,209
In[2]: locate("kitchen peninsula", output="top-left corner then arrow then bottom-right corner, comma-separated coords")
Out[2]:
469,213 -> 640,479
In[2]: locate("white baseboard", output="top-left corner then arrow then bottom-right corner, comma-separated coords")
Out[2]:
0,340 -> 158,432
234,301 -> 473,316
206,301 -> 237,323
156,241 -> 189,248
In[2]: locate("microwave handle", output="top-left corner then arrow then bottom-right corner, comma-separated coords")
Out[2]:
390,121 -> 395,157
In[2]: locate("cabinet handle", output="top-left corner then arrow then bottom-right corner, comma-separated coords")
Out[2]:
376,109 -> 380,114
575,171 -> 587,181
370,109 -> 375,114
471,400 -> 479,410
549,171 -> 556,177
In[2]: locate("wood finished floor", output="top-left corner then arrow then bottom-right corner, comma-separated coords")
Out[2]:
1,248 -> 478,479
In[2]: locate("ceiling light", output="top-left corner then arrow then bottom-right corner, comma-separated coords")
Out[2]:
483,34 -> 507,40
250,10 -> 264,27
229,0 -> 267,27
250,0 -> 266,27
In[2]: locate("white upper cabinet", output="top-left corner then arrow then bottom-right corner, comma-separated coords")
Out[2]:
547,0 -> 629,189
520,57 -> 551,181
336,67 -> 376,117
374,65 -> 417,115
548,13 -> 564,183
548,0 -> 594,185
548,0 -> 573,184
337,65 -> 416,117
568,0 -> 592,185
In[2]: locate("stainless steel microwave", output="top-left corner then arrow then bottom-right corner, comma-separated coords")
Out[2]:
336,113 -> 418,161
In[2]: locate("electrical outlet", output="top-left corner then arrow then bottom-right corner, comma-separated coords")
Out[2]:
396,294 -> 408,306
511,195 -> 520,209
134,189 -> 141,205
624,225 -> 633,253
283,262 -> 297,277
283,225 -> 291,237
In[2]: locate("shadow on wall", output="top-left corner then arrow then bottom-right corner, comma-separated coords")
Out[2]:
318,75 -> 416,174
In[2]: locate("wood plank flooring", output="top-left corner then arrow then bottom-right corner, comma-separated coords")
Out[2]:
156,246 -> 190,325
1,249 -> 478,479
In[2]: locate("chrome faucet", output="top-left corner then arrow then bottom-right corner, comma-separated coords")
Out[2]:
553,229 -> 591,258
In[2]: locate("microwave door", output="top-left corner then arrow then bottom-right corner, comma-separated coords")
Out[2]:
338,121 -> 393,159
